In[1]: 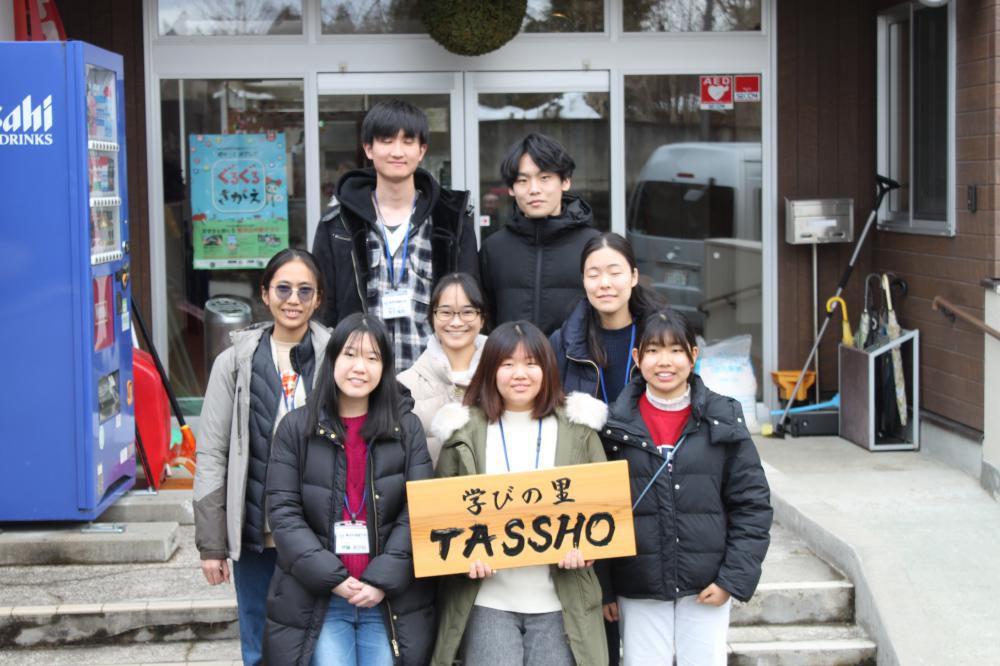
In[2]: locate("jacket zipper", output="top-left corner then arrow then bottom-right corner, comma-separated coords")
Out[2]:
532,225 -> 543,325
564,354 -> 601,399
341,217 -> 368,313
368,447 -> 400,659
236,387 -> 244,454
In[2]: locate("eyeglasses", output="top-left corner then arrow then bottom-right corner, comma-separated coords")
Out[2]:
433,307 -> 481,323
269,284 -> 316,303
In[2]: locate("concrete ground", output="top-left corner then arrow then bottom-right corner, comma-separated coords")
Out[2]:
757,435 -> 1000,666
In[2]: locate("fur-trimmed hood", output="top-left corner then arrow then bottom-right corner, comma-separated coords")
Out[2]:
431,391 -> 607,444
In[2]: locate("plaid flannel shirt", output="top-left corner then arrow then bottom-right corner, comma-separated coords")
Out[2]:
367,217 -> 434,372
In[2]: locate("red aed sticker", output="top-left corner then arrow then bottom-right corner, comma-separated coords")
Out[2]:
699,75 -> 733,110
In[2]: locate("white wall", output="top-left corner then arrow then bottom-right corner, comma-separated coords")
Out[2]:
0,2 -> 14,40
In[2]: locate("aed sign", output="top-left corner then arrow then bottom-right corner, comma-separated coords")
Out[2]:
699,75 -> 733,110
734,75 -> 761,102
407,461 -> 636,578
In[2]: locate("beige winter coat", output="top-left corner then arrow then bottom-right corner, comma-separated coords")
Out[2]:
396,333 -> 486,466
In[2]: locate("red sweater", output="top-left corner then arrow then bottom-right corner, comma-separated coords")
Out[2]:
341,414 -> 370,579
638,393 -> 691,454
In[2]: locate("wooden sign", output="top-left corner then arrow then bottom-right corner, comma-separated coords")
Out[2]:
406,461 -> 636,578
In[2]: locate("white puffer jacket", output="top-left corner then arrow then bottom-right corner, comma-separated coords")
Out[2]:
397,333 -> 486,466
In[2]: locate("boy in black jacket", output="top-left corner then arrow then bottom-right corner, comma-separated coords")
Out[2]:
479,132 -> 599,335
311,100 -> 478,371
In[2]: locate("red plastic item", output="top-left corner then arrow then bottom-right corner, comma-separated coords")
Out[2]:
133,348 -> 172,489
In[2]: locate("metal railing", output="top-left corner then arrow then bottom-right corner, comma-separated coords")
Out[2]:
932,296 -> 1000,342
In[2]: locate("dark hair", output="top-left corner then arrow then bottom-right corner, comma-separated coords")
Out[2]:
636,308 -> 699,366
579,233 -> 664,368
361,100 -> 429,146
307,313 -> 401,442
464,321 -> 564,422
260,248 -> 325,304
499,132 -> 575,187
430,272 -> 489,332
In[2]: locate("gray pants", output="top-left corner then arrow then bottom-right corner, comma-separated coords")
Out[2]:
463,605 -> 576,666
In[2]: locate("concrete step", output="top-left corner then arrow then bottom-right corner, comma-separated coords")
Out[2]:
732,580 -> 853,625
0,638 -> 242,665
0,522 -> 180,565
728,624 -> 876,665
0,626 -> 875,666
98,490 -> 194,526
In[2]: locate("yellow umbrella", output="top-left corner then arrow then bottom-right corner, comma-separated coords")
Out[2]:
825,296 -> 855,347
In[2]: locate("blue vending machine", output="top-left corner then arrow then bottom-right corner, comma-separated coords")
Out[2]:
0,41 -> 135,520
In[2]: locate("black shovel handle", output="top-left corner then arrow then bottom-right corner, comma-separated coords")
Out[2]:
131,297 -> 189,429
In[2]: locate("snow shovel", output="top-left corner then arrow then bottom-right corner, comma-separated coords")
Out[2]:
881,274 -> 908,427
771,175 -> 900,437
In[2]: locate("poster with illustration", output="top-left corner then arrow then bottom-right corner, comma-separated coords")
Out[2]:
189,132 -> 289,269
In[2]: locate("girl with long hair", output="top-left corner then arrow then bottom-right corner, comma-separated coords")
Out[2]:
398,272 -> 487,466
264,313 -> 435,666
599,309 -> 772,666
430,321 -> 609,666
194,248 -> 329,666
550,232 -> 662,405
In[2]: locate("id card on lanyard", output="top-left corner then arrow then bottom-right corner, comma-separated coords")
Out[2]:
374,192 -> 417,320
334,492 -> 369,554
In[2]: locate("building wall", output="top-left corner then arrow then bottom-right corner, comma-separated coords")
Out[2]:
869,0 -> 996,432
777,0 -> 994,433
775,0 -> 878,397
55,0 -> 151,328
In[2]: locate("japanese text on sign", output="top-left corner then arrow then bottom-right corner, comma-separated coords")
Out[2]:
406,461 -> 636,578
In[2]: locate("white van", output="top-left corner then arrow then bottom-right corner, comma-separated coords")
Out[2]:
626,142 -> 762,334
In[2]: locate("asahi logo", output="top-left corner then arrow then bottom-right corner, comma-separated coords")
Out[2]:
0,95 -> 54,146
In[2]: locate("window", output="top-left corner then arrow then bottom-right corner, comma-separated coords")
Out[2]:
877,2 -> 954,235
158,0 -> 303,36
623,0 -> 761,32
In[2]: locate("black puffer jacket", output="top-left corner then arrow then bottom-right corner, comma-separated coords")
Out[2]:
598,375 -> 771,603
480,194 -> 600,335
311,167 -> 479,328
243,329 -> 317,551
264,402 -> 435,666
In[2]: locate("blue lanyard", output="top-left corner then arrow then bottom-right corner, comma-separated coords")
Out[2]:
598,323 -> 636,404
372,192 -> 417,289
498,417 -> 543,473
344,491 -> 366,522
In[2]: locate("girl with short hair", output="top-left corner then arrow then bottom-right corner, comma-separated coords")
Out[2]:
430,320 -> 610,666
599,309 -> 772,666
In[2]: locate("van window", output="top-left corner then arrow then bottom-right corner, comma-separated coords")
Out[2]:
628,181 -> 735,240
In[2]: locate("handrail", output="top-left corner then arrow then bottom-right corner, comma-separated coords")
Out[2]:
932,295 -> 1000,342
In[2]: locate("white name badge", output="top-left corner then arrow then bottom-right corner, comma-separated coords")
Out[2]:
334,521 -> 370,554
382,288 -> 413,320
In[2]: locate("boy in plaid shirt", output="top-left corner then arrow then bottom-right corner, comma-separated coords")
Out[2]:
312,101 -> 479,371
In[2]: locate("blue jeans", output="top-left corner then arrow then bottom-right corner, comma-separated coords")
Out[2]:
231,547 -> 277,666
311,596 -> 393,666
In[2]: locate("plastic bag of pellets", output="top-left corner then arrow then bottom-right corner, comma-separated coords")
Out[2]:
695,334 -> 760,433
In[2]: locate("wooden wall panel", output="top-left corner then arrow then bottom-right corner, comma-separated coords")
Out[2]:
55,1 -> 151,329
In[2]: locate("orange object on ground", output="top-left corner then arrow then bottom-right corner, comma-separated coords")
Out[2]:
771,370 -> 816,402
134,348 -> 173,489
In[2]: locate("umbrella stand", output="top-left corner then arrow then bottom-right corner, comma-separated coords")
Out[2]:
772,175 -> 900,437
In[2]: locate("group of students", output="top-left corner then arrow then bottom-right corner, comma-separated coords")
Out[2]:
193,100 -> 773,666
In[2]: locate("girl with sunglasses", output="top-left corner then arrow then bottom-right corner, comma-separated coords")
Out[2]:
398,272 -> 487,467
194,248 -> 328,666
264,313 -> 434,666
599,309 -> 771,666
430,321 -> 609,666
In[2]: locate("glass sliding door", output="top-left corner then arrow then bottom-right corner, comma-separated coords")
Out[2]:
465,71 -> 611,241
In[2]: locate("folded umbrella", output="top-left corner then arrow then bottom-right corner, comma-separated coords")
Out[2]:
881,274 -> 907,427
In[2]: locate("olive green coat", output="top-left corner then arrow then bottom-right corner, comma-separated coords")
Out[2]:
428,394 -> 610,666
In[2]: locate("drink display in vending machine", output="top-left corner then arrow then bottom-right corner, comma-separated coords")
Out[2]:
0,41 -> 135,520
